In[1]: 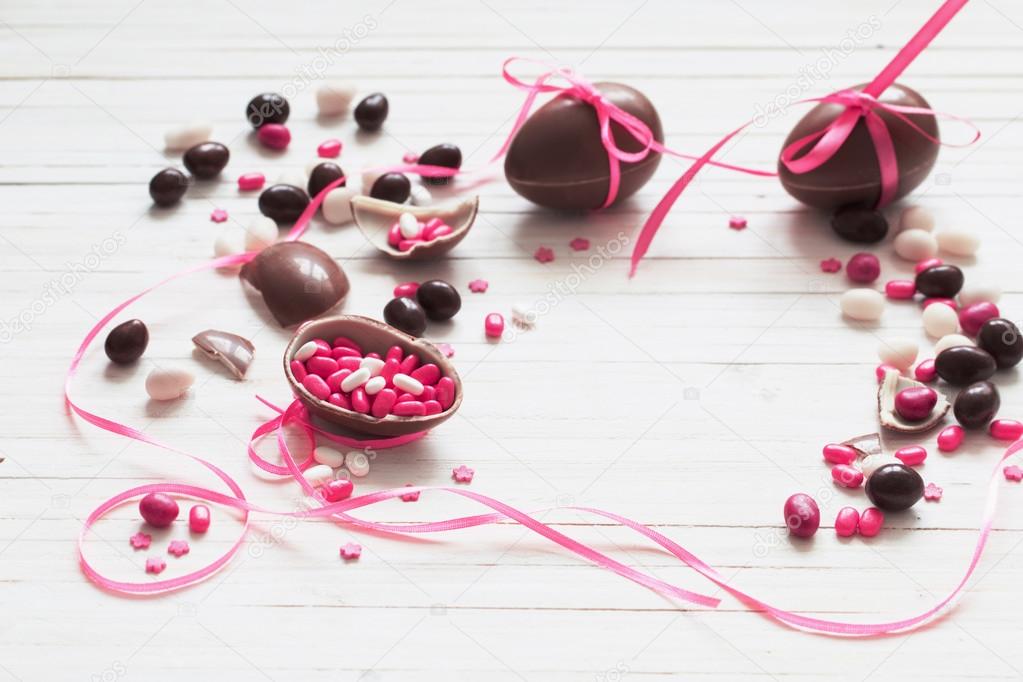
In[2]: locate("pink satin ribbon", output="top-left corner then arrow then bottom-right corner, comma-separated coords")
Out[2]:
629,0 -> 976,276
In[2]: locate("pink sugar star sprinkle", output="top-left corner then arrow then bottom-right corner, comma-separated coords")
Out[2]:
924,482 -> 943,501
340,542 -> 362,560
728,215 -> 748,230
129,532 -> 152,550
145,557 -> 166,574
534,246 -> 555,264
452,464 -> 474,483
210,208 -> 229,223
167,540 -> 190,557
436,342 -> 455,358
569,237 -> 590,251
1004,465 -> 1023,482
400,485 -> 421,502
468,279 -> 489,293
820,257 -> 842,273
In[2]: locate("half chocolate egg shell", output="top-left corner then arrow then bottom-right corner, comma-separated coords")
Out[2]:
283,315 -> 463,436
350,195 -> 478,260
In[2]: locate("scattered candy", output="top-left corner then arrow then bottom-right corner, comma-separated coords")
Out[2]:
893,228 -> 938,261
937,425 -> 965,452
316,82 -> 355,117
877,338 -> 918,371
922,302 -> 959,338
418,143 -> 462,184
570,237 -> 591,250
954,381 -> 1000,429
840,288 -> 884,321
831,464 -> 864,488
468,279 -> 489,293
958,301 -> 999,336
894,446 -> 927,466
978,318 -> 1023,368
1004,465 -> 1023,482
168,540 -> 190,557
184,142 -> 230,179
257,123 -> 291,150
321,479 -> 354,502
866,464 -> 925,511
314,445 -> 346,468
139,493 -> 179,528
934,333 -> 973,356
188,505 -> 211,533
959,283 -> 1002,307
384,297 -> 427,336
371,173 -> 410,203
914,359 -> 936,382
452,464 -> 475,483
898,206 -> 935,233
846,252 -> 880,283
990,419 -> 1023,441
129,532 -> 152,549
916,264 -> 964,298
859,454 -> 900,480
534,246 -> 555,263
819,257 -> 842,273
105,319 -> 149,365
145,557 -> 167,574
346,452 -> 370,478
149,168 -> 189,207
822,443 -> 857,465
915,257 -> 943,274
783,493 -> 820,538
340,542 -> 362,560
885,280 -> 916,300
485,313 -> 505,339
417,280 -> 462,321
857,507 -> 884,537
322,186 -> 358,225
400,485 -> 421,502
923,482 -> 943,501
728,215 -> 747,230
246,92 -> 289,128
935,227 -> 980,257
394,282 -> 419,298
834,507 -> 860,537
935,346 -> 996,386
317,138 -> 342,158
303,464 -> 334,486
923,297 -> 957,310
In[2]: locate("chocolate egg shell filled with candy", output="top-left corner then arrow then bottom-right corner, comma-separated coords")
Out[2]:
504,82 -> 663,210
284,315 -> 462,436
778,83 -> 939,209
240,241 -> 349,327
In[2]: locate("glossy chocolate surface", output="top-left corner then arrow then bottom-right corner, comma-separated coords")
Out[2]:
504,82 -> 663,210
240,241 -> 349,327
354,93 -> 388,131
104,319 -> 148,364
778,83 -> 939,209
183,142 -> 229,180
307,162 -> 346,199
935,346 -> 997,385
977,318 -> 1023,369
866,463 -> 924,512
192,329 -> 255,379
953,380 -> 1000,428
370,173 -> 411,203
418,143 -> 462,185
148,168 -> 189,207
246,92 -> 289,128
830,206 -> 888,243
258,184 -> 310,224
416,280 -> 461,320
383,297 -> 427,336
915,264 -> 964,298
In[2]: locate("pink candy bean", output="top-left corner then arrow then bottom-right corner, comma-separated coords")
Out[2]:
913,359 -> 936,382
894,445 -> 927,466
436,377 -> 456,410
398,239 -> 421,252
958,301 -> 999,336
395,392 -> 415,404
410,363 -> 441,386
338,356 -> 362,371
257,123 -> 291,150
303,374 -> 331,400
989,419 -> 1023,441
328,392 -> 351,410
392,400 -> 427,416
380,358 -> 401,384
326,369 -> 352,393
424,217 -> 443,230
351,388 -> 370,414
937,425 -> 965,452
857,507 -> 884,537
423,224 -> 453,241
831,464 -> 864,488
915,257 -> 943,274
822,443 -> 857,465
885,279 -> 916,300
423,400 -> 442,415
189,504 -> 211,533
875,364 -> 898,382
394,282 -> 419,298
367,352 -> 382,360
317,139 -> 342,158
420,385 -> 436,402
399,353 -> 420,374
485,313 -> 505,338
333,337 -> 362,353
783,493 -> 820,538
894,387 -> 937,422
307,356 -> 339,379
385,345 -> 404,363
321,478 -> 354,502
237,172 -> 266,191
371,388 -> 398,417
139,493 -> 179,528
846,252 -> 880,284
311,339 -> 332,356
387,224 -> 402,247
834,507 -> 860,537
332,346 -> 362,359
290,360 -> 307,382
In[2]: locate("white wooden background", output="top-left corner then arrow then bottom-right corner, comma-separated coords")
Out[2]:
2,0 -> 1023,679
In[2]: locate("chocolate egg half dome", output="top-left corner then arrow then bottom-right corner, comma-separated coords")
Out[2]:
504,82 -> 663,211
240,241 -> 349,327
778,83 -> 939,209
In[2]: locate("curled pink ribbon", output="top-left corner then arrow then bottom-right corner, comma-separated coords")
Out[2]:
629,0 -> 977,277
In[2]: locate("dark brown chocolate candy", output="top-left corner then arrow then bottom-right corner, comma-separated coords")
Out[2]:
148,168 -> 189,207
954,380 -> 1000,428
915,264 -> 964,298
192,329 -> 254,379
370,173 -> 411,203
307,162 -> 345,199
104,319 -> 148,364
258,184 -> 310,225
935,346 -> 996,386
240,241 -> 349,327
504,82 -> 663,210
418,144 -> 462,185
354,93 -> 388,131
416,280 -> 461,321
830,206 -> 888,243
977,318 -> 1023,369
383,297 -> 427,337
183,142 -> 230,180
778,83 -> 939,209
865,463 -> 924,512
246,93 -> 289,128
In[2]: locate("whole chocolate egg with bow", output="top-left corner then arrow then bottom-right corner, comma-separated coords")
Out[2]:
777,83 -> 940,209
504,82 -> 663,210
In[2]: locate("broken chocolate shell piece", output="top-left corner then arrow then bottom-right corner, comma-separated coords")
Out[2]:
192,329 -> 255,379
877,368 -> 949,433
350,194 -> 478,260
841,432 -> 882,458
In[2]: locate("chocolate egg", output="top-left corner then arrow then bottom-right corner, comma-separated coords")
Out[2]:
778,83 -> 939,209
954,380 -> 1000,429
259,184 -> 310,225
977,318 -> 1023,369
418,144 -> 462,185
183,142 -> 230,180
239,241 -> 349,327
354,93 -> 388,131
383,297 -> 427,337
416,280 -> 461,320
865,463 -> 924,512
370,173 -> 411,203
246,92 -> 289,128
935,346 -> 996,386
104,319 -> 148,364
307,162 -> 345,198
504,82 -> 663,210
149,168 -> 189,207
915,264 -> 964,298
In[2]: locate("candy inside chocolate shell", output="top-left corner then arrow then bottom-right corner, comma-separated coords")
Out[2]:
877,368 -> 948,433
350,195 -> 478,260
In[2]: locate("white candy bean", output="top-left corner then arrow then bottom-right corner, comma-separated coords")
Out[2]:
934,333 -> 974,355
322,186 -> 358,225
392,373 -> 424,396
364,376 -> 386,395
164,121 -> 212,151
877,338 -> 918,371
303,464 -> 335,485
935,228 -> 980,257
410,185 -> 433,206
316,81 -> 357,117
360,357 -> 385,376
922,302 -> 959,338
294,340 -> 319,362
958,282 -> 1002,306
314,446 -> 347,468
893,228 -> 938,261
898,206 -> 935,233
511,302 -> 535,327
340,367 -> 371,392
145,367 -> 195,401
840,289 -> 885,321
398,212 -> 420,238
213,229 -> 245,259
345,451 -> 370,478
244,216 -> 278,251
